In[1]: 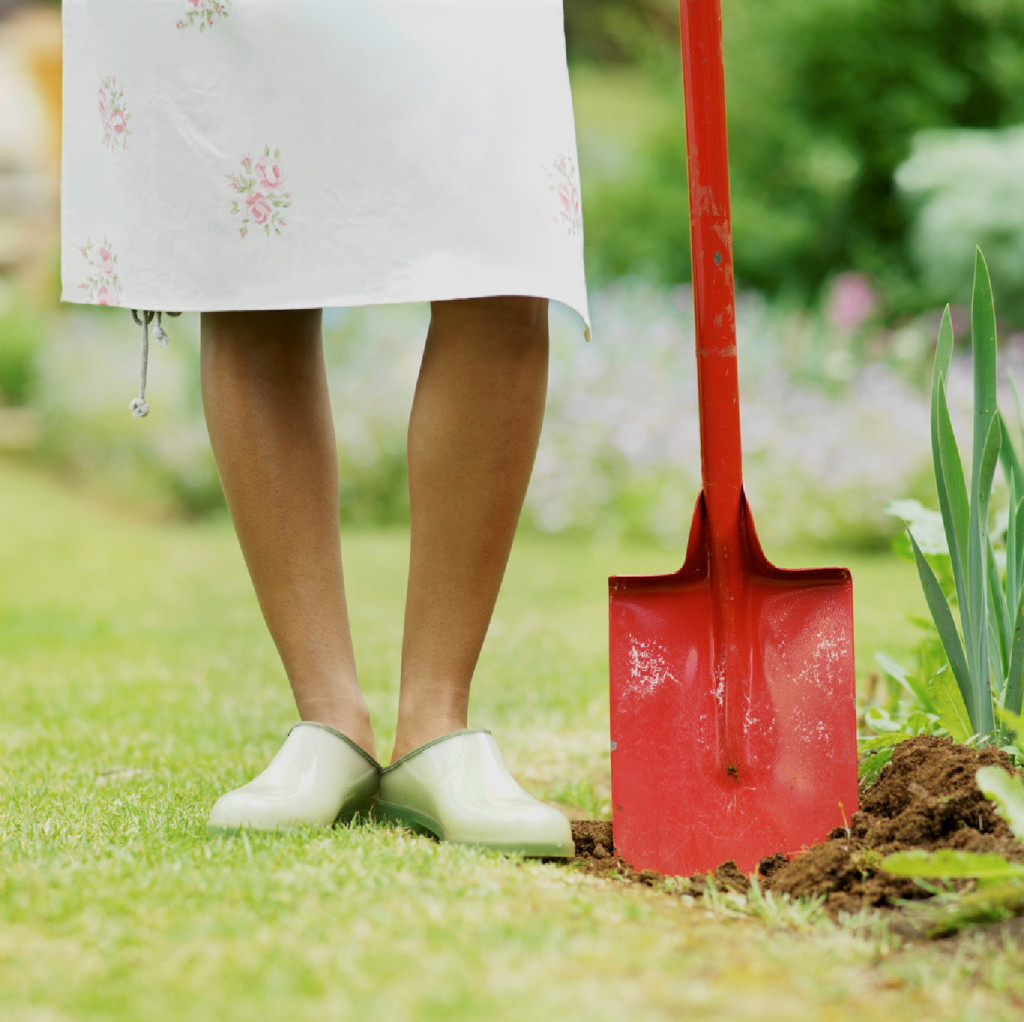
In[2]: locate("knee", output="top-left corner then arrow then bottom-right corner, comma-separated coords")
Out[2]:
200,309 -> 322,374
429,295 -> 549,349
482,295 -> 548,333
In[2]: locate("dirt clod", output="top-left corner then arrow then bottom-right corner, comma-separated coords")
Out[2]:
568,735 -> 1023,916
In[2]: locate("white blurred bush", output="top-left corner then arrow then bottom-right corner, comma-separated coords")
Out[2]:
897,126 -> 1024,325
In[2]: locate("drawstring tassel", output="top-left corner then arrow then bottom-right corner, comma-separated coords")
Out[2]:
129,309 -> 153,418
129,309 -> 180,418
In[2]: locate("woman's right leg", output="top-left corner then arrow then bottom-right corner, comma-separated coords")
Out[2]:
200,309 -> 375,759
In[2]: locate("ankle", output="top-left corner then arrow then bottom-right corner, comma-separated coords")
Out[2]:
390,714 -> 469,764
297,692 -> 376,760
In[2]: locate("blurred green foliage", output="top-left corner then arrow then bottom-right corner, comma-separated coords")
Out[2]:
569,0 -> 1024,318
565,0 -> 678,65
0,298 -> 43,406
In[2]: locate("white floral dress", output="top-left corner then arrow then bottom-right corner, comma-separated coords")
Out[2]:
61,0 -> 590,408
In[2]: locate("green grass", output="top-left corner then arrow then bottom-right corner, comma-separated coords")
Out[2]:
2,460 -> 1020,1021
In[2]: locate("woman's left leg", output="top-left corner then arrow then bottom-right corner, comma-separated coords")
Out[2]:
378,295 -> 573,856
391,295 -> 549,763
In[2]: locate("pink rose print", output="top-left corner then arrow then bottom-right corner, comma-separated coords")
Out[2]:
97,246 -> 115,277
547,153 -> 583,238
228,145 -> 292,238
176,0 -> 231,31
99,75 -> 130,151
246,193 -> 273,225
255,157 -> 284,192
77,238 -> 124,305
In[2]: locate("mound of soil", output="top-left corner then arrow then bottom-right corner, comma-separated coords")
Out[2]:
569,735 -> 1024,915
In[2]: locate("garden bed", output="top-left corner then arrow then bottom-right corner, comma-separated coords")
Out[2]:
569,735 -> 1024,923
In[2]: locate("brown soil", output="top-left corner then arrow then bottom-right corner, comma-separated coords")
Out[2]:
568,735 -> 1024,917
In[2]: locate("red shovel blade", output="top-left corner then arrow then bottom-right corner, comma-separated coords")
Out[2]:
609,493 -> 857,876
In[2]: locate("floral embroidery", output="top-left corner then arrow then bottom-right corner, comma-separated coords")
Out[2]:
176,0 -> 231,31
77,238 -> 124,305
98,76 -> 130,151
547,154 -> 583,237
228,146 -> 292,238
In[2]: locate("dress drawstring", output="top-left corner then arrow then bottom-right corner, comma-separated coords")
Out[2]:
129,310 -> 180,418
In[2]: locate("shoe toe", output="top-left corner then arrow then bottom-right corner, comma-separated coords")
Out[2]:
206,723 -> 380,832
206,781 -> 337,830
378,730 -> 575,857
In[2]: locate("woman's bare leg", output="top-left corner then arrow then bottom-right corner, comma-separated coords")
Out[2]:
200,309 -> 375,759
391,296 -> 549,763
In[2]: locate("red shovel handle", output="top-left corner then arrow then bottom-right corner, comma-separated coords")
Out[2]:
680,0 -> 743,537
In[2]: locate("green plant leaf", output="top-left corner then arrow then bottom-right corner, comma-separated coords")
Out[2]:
935,378 -> 971,626
1006,375 -> 1024,497
987,541 -> 1011,678
857,732 -> 914,751
965,416 -> 1000,737
909,531 -> 974,725
977,412 -> 1001,518
931,668 -> 974,741
933,303 -> 955,386
1005,475 -> 1019,623
857,733 -> 913,783
882,848 -> 1024,879
996,707 -> 1024,744
999,412 -> 1024,508
930,310 -> 967,607
971,249 -> 998,501
875,651 -> 934,710
966,511 -> 988,731
977,765 -> 1024,840
1016,498 -> 1024,611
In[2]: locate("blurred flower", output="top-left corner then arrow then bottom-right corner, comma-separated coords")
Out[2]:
826,272 -> 877,331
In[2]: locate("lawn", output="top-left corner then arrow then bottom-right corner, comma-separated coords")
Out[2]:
2,459 -> 1019,1021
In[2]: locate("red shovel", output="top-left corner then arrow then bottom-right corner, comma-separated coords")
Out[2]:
608,0 -> 858,877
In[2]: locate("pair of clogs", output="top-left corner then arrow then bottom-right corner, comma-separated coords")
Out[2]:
207,723 -> 574,858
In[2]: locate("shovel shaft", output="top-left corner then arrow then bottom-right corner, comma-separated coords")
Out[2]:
681,0 -> 749,767
680,0 -> 742,534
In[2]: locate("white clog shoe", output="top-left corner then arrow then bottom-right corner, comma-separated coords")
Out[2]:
376,729 -> 574,857
207,722 -> 380,832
